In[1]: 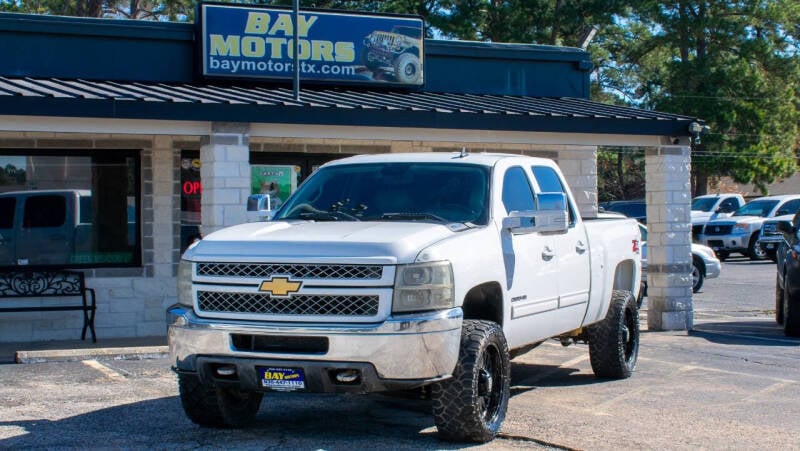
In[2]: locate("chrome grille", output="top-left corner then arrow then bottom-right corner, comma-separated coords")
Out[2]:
704,224 -> 733,235
196,263 -> 382,280
197,291 -> 379,316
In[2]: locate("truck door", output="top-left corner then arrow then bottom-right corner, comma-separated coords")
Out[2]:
499,166 -> 561,344
532,166 -> 591,324
0,197 -> 16,265
16,193 -> 72,265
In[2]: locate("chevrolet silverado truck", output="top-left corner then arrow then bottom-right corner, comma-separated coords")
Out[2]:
168,152 -> 642,442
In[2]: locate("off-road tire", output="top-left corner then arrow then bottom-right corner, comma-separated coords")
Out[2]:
692,257 -> 705,293
776,273 -> 785,325
393,52 -> 421,84
359,47 -> 382,70
587,290 -> 639,379
217,387 -> 263,427
178,373 -> 225,427
431,320 -> 510,443
178,373 -> 263,428
784,277 -> 800,337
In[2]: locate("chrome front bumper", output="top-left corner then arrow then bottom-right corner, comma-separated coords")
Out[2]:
167,305 -> 463,382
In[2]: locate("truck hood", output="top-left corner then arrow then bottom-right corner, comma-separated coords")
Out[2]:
184,220 -> 466,264
705,215 -> 764,226
691,210 -> 733,224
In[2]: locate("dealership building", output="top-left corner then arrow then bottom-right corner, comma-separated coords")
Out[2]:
0,5 -> 701,343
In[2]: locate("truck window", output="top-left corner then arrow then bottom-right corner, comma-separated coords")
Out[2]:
0,198 -> 14,228
776,199 -> 800,216
23,195 -> 66,228
501,167 -> 535,214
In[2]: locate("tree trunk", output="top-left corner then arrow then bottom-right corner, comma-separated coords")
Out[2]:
693,171 -> 709,196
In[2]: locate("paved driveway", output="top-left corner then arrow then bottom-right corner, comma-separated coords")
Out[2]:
0,258 -> 798,449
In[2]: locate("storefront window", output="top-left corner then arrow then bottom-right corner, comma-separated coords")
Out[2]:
180,151 -> 202,251
0,150 -> 140,267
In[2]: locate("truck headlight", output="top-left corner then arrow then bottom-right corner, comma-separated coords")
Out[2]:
392,261 -> 454,313
177,259 -> 194,308
732,223 -> 750,234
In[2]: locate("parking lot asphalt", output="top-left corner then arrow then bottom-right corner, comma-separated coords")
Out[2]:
0,258 -> 798,449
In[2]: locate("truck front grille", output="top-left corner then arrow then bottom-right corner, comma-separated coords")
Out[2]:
703,224 -> 733,235
762,223 -> 778,234
197,291 -> 380,316
196,263 -> 382,280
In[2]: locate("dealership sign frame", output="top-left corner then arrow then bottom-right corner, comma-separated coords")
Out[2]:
199,3 -> 425,86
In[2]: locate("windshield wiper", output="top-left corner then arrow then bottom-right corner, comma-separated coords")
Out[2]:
380,212 -> 448,223
290,211 -> 360,221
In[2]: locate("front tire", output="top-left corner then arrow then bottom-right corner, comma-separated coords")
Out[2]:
776,273 -> 785,325
749,235 -> 767,260
393,52 -> 421,84
431,320 -> 510,443
784,276 -> 800,337
587,290 -> 639,379
178,373 -> 263,428
692,258 -> 705,293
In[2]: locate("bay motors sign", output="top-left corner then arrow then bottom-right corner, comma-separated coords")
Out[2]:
200,4 -> 424,86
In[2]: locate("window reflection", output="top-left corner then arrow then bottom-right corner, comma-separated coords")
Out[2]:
0,151 -> 140,267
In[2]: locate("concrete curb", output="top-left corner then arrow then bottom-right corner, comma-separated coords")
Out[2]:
15,345 -> 169,364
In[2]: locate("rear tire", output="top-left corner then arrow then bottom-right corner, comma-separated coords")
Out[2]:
587,290 -> 639,379
431,320 -> 510,443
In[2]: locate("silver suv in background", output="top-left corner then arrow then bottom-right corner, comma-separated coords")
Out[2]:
691,194 -> 744,239
757,214 -> 795,262
698,195 -> 800,261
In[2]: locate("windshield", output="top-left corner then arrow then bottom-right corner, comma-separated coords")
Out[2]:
691,197 -> 717,212
275,162 -> 490,225
732,200 -> 778,218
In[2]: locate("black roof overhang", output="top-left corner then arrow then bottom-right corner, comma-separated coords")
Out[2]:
0,96 -> 698,138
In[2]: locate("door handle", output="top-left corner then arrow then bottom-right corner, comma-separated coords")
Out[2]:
542,246 -> 555,261
576,240 -> 587,254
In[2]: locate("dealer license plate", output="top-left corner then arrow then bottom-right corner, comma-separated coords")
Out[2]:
766,243 -> 776,249
259,367 -> 305,391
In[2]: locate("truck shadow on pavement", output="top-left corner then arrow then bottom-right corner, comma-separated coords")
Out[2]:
689,321 -> 799,347
0,393 -> 490,449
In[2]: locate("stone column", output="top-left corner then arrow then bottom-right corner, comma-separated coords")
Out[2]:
200,123 -> 251,236
151,136 -> 175,278
645,145 -> 693,330
558,146 -> 599,217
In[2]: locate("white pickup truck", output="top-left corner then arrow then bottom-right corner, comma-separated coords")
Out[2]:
168,152 -> 642,442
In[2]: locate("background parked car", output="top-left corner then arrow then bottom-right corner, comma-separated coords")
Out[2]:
691,194 -> 744,239
638,223 -> 721,307
697,194 -> 800,261
773,211 -> 800,336
599,199 -> 647,224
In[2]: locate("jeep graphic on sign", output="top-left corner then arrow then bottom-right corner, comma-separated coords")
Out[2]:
360,25 -> 423,84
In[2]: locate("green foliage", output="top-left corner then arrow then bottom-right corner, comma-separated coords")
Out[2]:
597,149 -> 645,202
606,1 -> 800,195
3,0 -> 799,196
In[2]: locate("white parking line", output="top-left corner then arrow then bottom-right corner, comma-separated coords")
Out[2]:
82,359 -> 127,381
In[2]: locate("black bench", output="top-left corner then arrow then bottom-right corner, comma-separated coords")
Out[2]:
0,269 -> 96,342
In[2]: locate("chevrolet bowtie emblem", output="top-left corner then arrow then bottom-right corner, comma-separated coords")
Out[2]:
258,277 -> 302,297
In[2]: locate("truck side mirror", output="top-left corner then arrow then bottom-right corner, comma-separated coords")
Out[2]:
246,194 -> 277,222
502,193 -> 568,234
